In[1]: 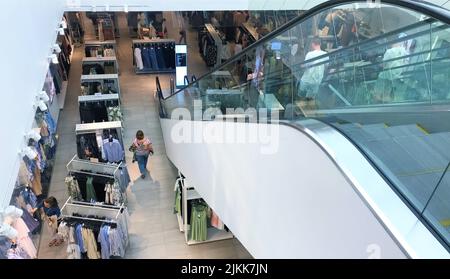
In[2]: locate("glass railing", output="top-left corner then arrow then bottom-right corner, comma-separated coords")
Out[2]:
159,0 -> 450,248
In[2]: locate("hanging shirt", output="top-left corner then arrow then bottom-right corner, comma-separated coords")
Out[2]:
102,139 -> 124,163
301,49 -> 329,85
379,45 -> 408,80
134,47 -> 144,70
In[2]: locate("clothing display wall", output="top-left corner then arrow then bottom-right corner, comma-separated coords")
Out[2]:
0,206 -> 38,259
132,41 -> 176,73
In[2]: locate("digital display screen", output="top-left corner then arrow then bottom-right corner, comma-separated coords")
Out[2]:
271,42 -> 282,50
175,45 -> 188,87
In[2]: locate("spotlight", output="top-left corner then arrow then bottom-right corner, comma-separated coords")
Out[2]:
38,90 -> 50,102
53,44 -> 61,54
124,5 -> 129,13
105,5 -> 110,11
49,54 -> 58,64
21,146 -> 38,160
92,5 -> 97,12
57,27 -> 65,35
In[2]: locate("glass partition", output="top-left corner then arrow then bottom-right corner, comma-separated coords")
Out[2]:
160,0 -> 450,248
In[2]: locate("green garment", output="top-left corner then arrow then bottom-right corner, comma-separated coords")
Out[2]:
174,187 -> 181,214
86,176 -> 97,202
190,204 -> 208,241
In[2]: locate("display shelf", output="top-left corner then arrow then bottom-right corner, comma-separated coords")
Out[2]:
75,121 -> 122,133
186,227 -> 234,245
78,93 -> 119,103
187,189 -> 201,200
81,73 -> 118,80
85,40 -> 117,46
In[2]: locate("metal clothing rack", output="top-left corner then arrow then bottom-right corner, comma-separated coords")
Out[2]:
205,24 -> 224,66
75,121 -> 123,146
174,175 -> 234,245
66,154 -> 121,180
61,197 -> 124,221
82,56 -> 120,75
132,39 -> 176,74
78,93 -> 120,105
80,74 -> 121,97
84,40 -> 117,58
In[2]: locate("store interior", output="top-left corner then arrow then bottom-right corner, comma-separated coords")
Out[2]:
2,10 -> 287,259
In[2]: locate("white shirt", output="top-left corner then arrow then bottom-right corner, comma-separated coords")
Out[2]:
134,47 -> 144,70
379,46 -> 408,80
301,49 -> 329,84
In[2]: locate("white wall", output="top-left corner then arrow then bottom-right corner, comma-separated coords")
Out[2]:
0,0 -> 64,209
161,119 -> 406,258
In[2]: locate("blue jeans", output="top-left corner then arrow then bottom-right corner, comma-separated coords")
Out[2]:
136,154 -> 149,175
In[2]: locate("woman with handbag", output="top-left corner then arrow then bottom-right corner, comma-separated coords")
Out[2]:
31,196 -> 63,247
131,130 -> 153,179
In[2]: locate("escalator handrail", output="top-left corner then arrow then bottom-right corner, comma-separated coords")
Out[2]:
160,0 -> 450,101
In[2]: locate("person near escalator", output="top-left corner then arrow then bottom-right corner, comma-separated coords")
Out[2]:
298,37 -> 329,103
130,130 -> 153,179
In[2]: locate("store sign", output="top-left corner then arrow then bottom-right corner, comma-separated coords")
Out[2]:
175,45 -> 188,88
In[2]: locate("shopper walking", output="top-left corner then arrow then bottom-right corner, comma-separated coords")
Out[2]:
31,196 -> 63,247
131,130 -> 153,179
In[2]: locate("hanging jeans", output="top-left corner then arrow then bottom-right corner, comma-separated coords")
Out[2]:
155,47 -> 166,69
141,48 -> 152,69
149,47 -> 158,70
136,154 -> 149,175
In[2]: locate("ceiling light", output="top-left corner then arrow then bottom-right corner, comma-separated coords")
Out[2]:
124,5 -> 129,13
105,5 -> 110,11
92,5 -> 97,12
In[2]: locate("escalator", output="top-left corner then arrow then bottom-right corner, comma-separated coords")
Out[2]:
157,0 -> 450,258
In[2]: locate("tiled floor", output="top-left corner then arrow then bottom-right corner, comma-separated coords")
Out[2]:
37,12 -> 251,259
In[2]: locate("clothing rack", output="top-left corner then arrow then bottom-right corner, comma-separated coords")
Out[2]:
132,39 -> 176,74
84,40 -> 117,58
61,197 -> 124,220
75,121 -> 123,140
175,176 -> 234,245
66,154 -> 120,179
242,22 -> 259,41
82,57 -> 120,75
80,74 -> 120,96
205,24 -> 224,66
78,93 -> 120,105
